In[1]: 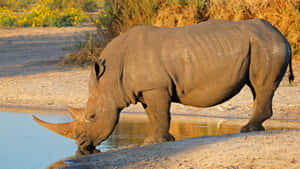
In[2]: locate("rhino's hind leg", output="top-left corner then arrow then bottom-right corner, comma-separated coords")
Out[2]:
141,89 -> 175,144
241,83 -> 275,133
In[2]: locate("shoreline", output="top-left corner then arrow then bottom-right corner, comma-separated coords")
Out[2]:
1,98 -> 300,131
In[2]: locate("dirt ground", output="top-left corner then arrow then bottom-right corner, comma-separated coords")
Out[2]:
1,26 -> 300,169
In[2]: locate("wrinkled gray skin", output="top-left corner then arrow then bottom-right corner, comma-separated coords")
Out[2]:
34,19 -> 294,155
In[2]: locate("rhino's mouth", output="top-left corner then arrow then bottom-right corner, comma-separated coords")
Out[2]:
93,135 -> 105,146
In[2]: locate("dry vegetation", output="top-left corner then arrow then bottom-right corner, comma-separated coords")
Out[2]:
208,0 -> 300,60
65,0 -> 300,64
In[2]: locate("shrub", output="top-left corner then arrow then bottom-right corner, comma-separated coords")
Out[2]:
67,0 -> 299,64
16,0 -> 87,27
96,0 -> 208,34
152,0 -> 208,27
24,2 -> 60,27
0,0 -> 35,10
64,32 -> 107,64
0,7 -> 17,27
0,0 -> 100,27
207,0 -> 300,60
59,7 -> 87,26
95,0 -> 160,36
91,0 -> 299,60
0,0 -> 101,11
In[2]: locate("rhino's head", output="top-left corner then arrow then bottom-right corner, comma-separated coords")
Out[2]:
33,61 -> 122,155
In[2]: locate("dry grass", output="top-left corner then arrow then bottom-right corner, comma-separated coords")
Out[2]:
102,0 -> 299,59
67,0 -> 299,64
63,31 -> 112,65
208,0 -> 300,60
152,0 -> 207,27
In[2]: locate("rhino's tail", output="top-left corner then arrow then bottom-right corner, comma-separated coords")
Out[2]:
288,57 -> 295,83
288,44 -> 295,83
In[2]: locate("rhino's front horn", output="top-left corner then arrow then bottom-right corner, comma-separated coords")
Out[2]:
32,115 -> 75,139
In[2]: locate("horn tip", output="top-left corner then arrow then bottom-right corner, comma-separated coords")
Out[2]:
67,106 -> 73,111
32,115 -> 46,126
32,115 -> 40,122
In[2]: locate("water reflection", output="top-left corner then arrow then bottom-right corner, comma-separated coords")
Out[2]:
103,120 -> 240,151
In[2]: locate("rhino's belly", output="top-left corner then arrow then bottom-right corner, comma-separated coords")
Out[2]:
178,77 -> 246,107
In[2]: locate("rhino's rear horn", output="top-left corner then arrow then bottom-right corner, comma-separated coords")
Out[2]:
32,115 -> 75,139
68,107 -> 85,120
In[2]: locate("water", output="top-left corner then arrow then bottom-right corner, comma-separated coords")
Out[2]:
0,111 -> 241,169
0,112 -> 76,169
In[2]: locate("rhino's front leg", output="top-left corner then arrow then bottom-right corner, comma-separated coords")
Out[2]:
141,89 -> 175,144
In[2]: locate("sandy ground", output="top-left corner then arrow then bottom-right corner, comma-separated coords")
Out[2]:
1,26 -> 300,169
0,26 -> 96,77
57,130 -> 300,169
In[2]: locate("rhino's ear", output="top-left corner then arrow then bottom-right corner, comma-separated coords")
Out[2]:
92,59 -> 105,80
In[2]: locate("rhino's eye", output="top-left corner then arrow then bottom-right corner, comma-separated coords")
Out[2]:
89,114 -> 96,119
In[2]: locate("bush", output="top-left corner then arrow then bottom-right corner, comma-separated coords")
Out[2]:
64,32 -> 108,64
95,0 -> 160,36
0,0 -> 105,27
91,0 -> 299,61
0,0 -> 35,10
24,1 -> 60,27
207,0 -> 300,60
0,7 -> 17,27
59,7 -> 87,26
0,0 -> 88,27
0,0 -> 102,11
66,0 -> 299,64
152,0 -> 208,27
95,0 -> 208,35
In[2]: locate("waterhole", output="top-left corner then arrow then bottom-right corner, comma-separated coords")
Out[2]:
0,111 -> 284,169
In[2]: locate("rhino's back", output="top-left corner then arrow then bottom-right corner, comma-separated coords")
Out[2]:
117,20 -> 250,105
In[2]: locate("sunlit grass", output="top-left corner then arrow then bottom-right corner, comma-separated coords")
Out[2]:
0,0 -> 105,27
208,0 -> 299,60
92,0 -> 299,61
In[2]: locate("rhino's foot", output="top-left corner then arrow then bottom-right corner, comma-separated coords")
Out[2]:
76,147 -> 100,156
75,144 -> 100,156
76,148 -> 100,156
144,133 -> 175,144
240,123 -> 265,133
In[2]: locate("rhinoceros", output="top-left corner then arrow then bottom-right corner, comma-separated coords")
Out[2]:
33,19 -> 294,155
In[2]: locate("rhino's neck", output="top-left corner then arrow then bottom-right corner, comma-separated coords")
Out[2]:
102,74 -> 133,111
98,107 -> 120,141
